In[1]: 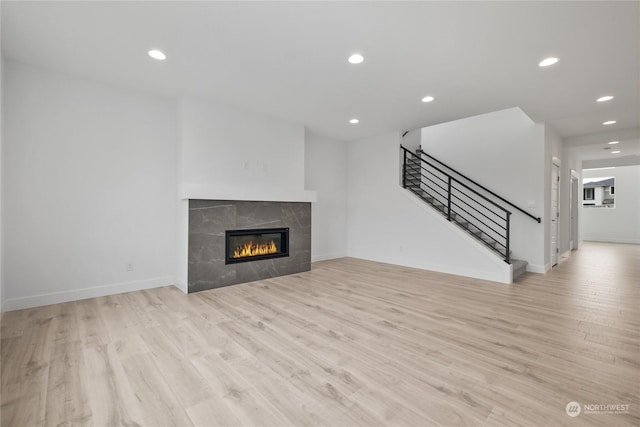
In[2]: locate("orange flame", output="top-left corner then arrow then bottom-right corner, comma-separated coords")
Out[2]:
233,240 -> 278,258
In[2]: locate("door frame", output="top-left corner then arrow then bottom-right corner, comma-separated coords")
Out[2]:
570,170 -> 580,251
550,157 -> 561,267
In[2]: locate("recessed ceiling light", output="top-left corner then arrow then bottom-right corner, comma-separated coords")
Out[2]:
348,54 -> 364,64
538,57 -> 558,67
349,118 -> 359,124
148,49 -> 166,60
597,95 -> 614,102
421,96 -> 435,103
607,141 -> 619,145
611,150 -> 621,154
603,120 -> 616,125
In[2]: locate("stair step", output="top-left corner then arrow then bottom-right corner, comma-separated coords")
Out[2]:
511,259 -> 528,281
430,200 -> 446,212
455,220 -> 470,229
452,215 -> 469,227
479,234 -> 495,244
467,224 -> 482,235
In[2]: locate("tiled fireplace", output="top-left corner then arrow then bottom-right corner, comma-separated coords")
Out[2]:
187,199 -> 311,293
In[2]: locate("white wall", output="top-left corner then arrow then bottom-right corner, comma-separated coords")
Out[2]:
179,96 -> 305,193
543,124 -> 563,266
420,107 -> 546,271
3,61 -> 178,310
582,165 -> 640,244
0,44 -> 4,311
304,131 -> 347,261
347,132 -> 511,284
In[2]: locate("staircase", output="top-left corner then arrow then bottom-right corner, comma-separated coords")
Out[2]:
401,146 -> 540,282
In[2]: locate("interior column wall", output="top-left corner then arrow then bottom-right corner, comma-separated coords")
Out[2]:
304,130 -> 347,261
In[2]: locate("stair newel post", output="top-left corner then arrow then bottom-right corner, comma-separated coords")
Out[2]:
505,212 -> 511,264
402,149 -> 407,188
446,176 -> 452,221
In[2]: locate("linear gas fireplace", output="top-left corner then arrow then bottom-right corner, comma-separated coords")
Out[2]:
188,200 -> 310,293
225,227 -> 289,265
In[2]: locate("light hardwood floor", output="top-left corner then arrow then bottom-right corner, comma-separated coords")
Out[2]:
1,242 -> 639,426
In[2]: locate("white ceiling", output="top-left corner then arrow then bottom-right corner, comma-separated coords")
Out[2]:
2,1 -> 639,155
564,126 -> 640,169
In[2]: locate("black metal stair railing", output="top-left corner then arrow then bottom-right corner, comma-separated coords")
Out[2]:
401,145 -> 539,264
416,148 -> 542,224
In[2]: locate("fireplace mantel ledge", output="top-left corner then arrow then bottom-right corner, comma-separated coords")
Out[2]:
179,183 -> 317,203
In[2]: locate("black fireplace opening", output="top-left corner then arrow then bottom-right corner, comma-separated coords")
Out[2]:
225,227 -> 289,265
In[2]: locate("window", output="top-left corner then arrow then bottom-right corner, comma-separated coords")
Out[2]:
583,188 -> 594,200
583,176 -> 615,208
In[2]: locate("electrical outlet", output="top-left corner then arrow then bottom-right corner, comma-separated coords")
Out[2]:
126,262 -> 134,272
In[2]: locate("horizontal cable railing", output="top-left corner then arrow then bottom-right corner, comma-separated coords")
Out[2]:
416,148 -> 541,223
401,145 -> 513,263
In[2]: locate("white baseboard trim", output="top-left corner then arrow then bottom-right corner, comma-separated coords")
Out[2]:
583,237 -> 640,245
312,252 -> 347,263
174,277 -> 188,294
2,276 -> 176,312
526,263 -> 548,274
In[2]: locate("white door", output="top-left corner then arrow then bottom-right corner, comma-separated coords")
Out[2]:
551,162 -> 560,266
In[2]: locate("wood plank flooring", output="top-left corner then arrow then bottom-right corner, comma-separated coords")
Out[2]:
1,242 -> 639,426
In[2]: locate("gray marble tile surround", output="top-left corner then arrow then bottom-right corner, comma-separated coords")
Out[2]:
188,200 -> 311,293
